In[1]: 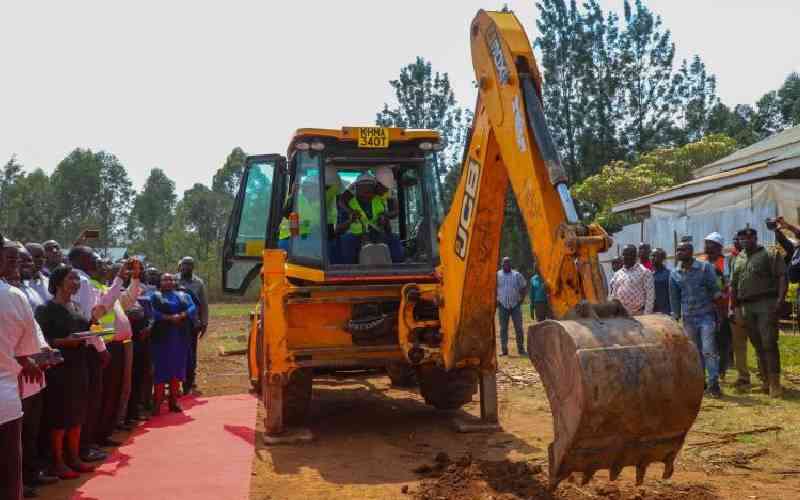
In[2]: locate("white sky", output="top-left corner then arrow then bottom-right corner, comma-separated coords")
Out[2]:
2,1 -> 798,194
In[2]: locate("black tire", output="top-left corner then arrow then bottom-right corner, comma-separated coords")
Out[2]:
284,368 -> 313,425
386,361 -> 418,387
417,365 -> 479,410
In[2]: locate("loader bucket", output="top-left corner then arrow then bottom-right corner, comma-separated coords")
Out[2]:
527,312 -> 703,488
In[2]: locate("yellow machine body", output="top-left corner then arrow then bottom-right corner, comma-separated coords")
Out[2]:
222,9 -> 703,488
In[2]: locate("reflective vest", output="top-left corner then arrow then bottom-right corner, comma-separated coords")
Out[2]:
347,196 -> 386,235
89,279 -> 116,330
279,185 -> 338,240
279,195 -> 320,240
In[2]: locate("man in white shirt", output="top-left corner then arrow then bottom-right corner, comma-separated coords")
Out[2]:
496,257 -> 529,356
67,246 -> 130,462
24,243 -> 51,302
0,235 -> 43,500
15,246 -> 59,494
609,244 -> 655,315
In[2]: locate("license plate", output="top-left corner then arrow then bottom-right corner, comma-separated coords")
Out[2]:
357,127 -> 390,148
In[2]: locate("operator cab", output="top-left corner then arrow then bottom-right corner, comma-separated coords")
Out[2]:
222,127 -> 445,292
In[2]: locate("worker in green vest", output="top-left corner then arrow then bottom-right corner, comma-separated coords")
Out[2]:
278,167 -> 342,259
337,172 -> 403,264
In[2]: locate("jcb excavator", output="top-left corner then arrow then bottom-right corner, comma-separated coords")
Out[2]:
222,9 -> 703,488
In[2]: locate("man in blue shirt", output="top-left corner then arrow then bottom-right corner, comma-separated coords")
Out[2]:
669,240 -> 722,397
528,268 -> 550,322
651,248 -> 671,315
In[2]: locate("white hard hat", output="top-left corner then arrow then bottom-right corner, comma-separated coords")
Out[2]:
704,232 -> 724,246
375,166 -> 396,190
353,173 -> 377,186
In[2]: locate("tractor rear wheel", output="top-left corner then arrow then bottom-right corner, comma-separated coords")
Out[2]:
386,361 -> 418,387
417,365 -> 478,410
284,368 -> 313,425
264,368 -> 313,435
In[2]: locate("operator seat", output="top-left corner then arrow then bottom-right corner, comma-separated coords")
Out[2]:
358,242 -> 392,266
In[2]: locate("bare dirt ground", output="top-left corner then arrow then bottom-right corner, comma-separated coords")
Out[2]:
38,304 -> 797,499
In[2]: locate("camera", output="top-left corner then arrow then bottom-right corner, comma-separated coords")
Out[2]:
765,217 -> 778,230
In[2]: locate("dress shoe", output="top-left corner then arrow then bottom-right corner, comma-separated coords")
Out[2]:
23,485 -> 38,498
34,471 -> 59,485
80,448 -> 108,462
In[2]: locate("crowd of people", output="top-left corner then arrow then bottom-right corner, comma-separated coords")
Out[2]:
0,233 -> 208,500
607,219 -> 793,399
495,218 -> 795,401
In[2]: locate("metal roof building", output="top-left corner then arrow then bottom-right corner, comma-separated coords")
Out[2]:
603,126 -> 800,265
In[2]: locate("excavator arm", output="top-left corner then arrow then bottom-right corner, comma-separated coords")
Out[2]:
413,10 -> 704,488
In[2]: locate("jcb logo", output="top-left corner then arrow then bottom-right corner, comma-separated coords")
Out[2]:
486,25 -> 509,85
454,159 -> 481,260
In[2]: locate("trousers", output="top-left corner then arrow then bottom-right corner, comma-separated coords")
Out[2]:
683,312 -> 720,389
21,393 -> 44,485
184,330 -> 200,393
116,341 -> 133,424
730,310 -> 751,382
741,298 -> 781,375
0,417 -> 23,500
339,232 -> 403,264
97,342 -> 125,442
531,302 -> 551,322
497,303 -> 525,354
81,350 -> 104,450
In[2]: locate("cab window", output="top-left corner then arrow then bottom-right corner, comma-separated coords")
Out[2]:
284,151 -> 324,264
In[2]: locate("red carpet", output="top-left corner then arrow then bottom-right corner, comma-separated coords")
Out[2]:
73,394 -> 257,500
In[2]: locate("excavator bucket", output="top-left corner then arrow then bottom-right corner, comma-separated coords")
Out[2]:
528,310 -> 704,488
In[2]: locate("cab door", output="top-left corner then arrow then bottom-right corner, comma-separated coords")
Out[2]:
222,154 -> 286,294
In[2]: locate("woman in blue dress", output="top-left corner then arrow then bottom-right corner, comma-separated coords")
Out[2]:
149,273 -> 196,415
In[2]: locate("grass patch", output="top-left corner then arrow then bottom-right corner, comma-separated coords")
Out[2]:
210,303 -> 253,320
215,330 -> 248,353
747,333 -> 800,374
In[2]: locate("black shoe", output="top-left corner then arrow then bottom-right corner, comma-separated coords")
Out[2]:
81,448 -> 108,462
707,386 -> 723,399
518,350 -> 527,356
23,486 -> 38,498
116,422 -> 135,431
34,471 -> 59,486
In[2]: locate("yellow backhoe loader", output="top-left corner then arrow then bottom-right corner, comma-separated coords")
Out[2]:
222,9 -> 703,488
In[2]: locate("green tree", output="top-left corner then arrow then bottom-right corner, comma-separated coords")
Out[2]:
128,168 -> 177,258
778,72 -> 800,126
97,153 -> 134,250
573,134 -> 737,230
0,158 -> 58,242
212,147 -> 248,198
376,57 -> 471,195
50,148 -> 133,248
536,0 -> 718,179
535,0 -> 593,181
4,169 -> 56,242
0,156 -> 24,225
